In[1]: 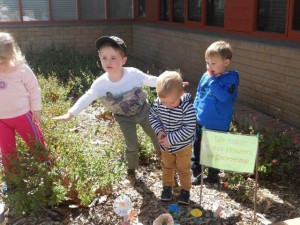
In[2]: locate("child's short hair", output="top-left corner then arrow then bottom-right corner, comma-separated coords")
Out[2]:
156,71 -> 183,98
205,40 -> 232,60
98,42 -> 126,57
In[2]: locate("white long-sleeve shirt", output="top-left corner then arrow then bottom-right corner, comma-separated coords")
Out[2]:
0,64 -> 41,119
69,67 -> 157,116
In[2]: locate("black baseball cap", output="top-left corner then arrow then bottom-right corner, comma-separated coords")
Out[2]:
95,36 -> 127,55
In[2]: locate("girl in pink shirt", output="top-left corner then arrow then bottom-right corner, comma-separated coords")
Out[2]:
0,32 -> 46,178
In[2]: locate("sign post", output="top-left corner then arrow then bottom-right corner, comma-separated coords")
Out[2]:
199,129 -> 259,223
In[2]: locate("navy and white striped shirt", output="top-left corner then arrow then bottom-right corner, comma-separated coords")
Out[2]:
149,93 -> 196,153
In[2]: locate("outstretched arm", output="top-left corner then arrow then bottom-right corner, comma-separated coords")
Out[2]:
52,112 -> 74,122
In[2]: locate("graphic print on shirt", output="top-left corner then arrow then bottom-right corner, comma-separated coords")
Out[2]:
100,87 -> 146,116
0,79 -> 7,89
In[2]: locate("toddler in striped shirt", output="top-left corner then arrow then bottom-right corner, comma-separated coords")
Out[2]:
149,71 -> 196,205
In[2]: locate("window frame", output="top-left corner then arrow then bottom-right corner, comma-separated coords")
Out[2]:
253,0 -> 289,40
288,0 -> 300,40
185,0 -> 205,27
172,0 -> 184,23
155,0 -> 300,41
159,0 -> 171,22
252,0 -> 300,41
0,0 -> 299,42
137,0 -> 146,18
108,0 -> 134,20
0,0 -> 110,25
157,0 -> 225,31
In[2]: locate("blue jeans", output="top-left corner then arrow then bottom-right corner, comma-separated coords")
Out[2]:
191,124 -> 220,178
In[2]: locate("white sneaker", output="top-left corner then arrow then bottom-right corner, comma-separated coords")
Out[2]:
0,203 -> 5,224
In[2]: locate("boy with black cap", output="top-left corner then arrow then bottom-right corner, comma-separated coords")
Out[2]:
53,36 -> 161,185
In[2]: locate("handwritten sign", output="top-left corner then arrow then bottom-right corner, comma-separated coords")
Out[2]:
200,130 -> 258,173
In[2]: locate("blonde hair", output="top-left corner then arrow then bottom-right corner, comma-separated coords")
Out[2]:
156,71 -> 183,98
0,31 -> 26,66
205,40 -> 232,60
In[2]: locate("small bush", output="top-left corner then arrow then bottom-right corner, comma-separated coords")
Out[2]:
26,45 -> 101,97
231,119 -> 299,187
1,76 -> 127,216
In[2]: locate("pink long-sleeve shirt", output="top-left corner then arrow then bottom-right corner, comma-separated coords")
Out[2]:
0,64 -> 41,119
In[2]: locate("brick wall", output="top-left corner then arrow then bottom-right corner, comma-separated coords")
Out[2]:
1,23 -> 133,54
132,24 -> 300,127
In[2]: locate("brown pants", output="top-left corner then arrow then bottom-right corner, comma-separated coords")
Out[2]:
161,144 -> 192,191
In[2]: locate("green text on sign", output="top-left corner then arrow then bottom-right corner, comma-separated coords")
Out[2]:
200,130 -> 259,173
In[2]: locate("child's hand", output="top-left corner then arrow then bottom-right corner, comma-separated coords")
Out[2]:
182,81 -> 189,87
207,70 -> 221,78
157,131 -> 171,148
32,110 -> 42,125
160,137 -> 171,148
52,112 -> 74,122
157,131 -> 166,142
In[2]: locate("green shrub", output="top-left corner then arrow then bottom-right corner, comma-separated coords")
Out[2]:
1,76 -> 127,216
230,119 -> 299,188
26,45 -> 101,97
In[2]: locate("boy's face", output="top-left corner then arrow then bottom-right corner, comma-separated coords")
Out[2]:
159,90 -> 183,109
98,46 -> 127,74
205,55 -> 230,77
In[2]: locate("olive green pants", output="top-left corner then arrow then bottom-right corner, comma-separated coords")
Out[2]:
115,103 -> 160,169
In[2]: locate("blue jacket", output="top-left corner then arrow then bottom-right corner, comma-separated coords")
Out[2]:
194,70 -> 239,131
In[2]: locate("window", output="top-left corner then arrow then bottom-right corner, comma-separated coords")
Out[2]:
256,0 -> 287,33
80,0 -> 105,20
51,0 -> 77,20
160,0 -> 169,21
0,0 -> 20,21
109,0 -> 133,19
138,0 -> 146,17
188,0 -> 202,22
173,0 -> 184,23
206,0 -> 224,27
292,0 -> 300,31
22,0 -> 49,21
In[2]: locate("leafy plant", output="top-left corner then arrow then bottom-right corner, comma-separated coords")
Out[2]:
26,45 -> 101,97
1,75 -> 127,216
222,172 -> 255,203
143,86 -> 157,105
137,125 -> 158,165
231,117 -> 300,188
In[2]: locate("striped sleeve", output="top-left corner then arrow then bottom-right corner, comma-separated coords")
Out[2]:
167,99 -> 196,146
149,99 -> 164,134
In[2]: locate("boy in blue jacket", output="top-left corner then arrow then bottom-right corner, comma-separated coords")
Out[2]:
191,40 -> 239,185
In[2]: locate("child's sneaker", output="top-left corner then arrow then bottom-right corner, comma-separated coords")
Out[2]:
0,203 -> 4,224
127,169 -> 136,186
161,186 -> 172,201
178,189 -> 190,205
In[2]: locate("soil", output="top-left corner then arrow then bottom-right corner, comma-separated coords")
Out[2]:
2,103 -> 300,225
